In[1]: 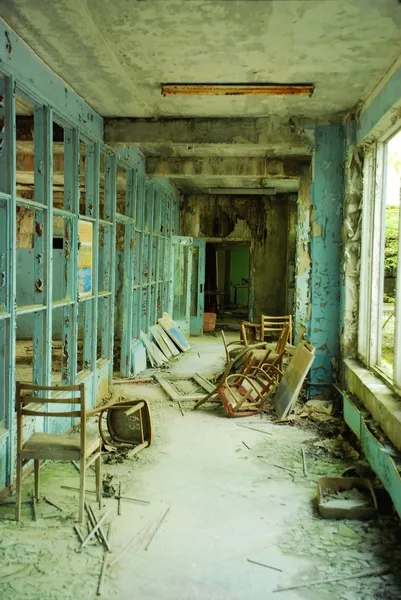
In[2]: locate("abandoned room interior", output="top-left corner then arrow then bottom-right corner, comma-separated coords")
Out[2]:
2,1 -> 401,598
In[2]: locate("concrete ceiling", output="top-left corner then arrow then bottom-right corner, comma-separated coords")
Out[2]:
6,0 -> 401,195
2,0 -> 401,120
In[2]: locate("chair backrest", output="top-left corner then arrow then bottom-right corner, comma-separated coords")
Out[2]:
16,382 -> 86,452
221,330 -> 229,362
275,324 -> 290,354
261,315 -> 293,345
240,321 -> 260,346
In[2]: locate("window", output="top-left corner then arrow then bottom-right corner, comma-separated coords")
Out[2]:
359,127 -> 401,386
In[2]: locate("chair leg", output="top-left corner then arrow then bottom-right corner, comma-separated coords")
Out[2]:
95,450 -> 102,507
34,460 -> 40,500
15,456 -> 23,522
79,457 -> 86,524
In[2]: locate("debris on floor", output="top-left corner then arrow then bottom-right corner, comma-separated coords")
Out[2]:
317,476 -> 378,519
2,334 -> 401,600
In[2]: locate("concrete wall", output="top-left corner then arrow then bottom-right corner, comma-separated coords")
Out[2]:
181,194 -> 295,321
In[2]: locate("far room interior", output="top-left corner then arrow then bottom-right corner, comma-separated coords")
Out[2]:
204,242 -> 250,327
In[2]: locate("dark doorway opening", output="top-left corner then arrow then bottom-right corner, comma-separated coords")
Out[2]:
205,242 -> 250,328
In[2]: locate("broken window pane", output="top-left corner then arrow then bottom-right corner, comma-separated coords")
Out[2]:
16,206 -> 45,307
380,129 -> 401,374
53,214 -> 73,302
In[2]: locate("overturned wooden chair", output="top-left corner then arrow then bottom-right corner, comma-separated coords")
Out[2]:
98,399 -> 152,455
218,362 -> 281,418
193,349 -> 268,411
15,382 -> 101,523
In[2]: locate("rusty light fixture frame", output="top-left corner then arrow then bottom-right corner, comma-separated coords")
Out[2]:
161,82 -> 315,97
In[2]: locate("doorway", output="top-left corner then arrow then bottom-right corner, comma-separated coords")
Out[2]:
205,243 -> 250,327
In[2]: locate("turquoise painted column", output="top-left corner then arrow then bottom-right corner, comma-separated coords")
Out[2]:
309,125 -> 345,391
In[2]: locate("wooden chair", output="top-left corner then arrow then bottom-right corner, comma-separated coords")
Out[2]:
218,366 -> 279,418
240,321 -> 262,346
221,330 -> 246,361
16,382 -> 102,523
193,350 -> 269,411
261,315 -> 293,345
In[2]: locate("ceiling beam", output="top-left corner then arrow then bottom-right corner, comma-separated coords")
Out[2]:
105,117 -> 314,151
146,156 -> 307,179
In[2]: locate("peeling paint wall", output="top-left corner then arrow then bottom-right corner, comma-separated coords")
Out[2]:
341,119 -> 363,360
309,125 -> 345,388
294,166 -> 312,343
181,194 -> 295,321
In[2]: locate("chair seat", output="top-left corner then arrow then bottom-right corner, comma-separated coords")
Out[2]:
21,432 -> 100,461
250,348 -> 273,361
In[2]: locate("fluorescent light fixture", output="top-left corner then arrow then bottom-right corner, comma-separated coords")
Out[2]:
161,83 -> 314,97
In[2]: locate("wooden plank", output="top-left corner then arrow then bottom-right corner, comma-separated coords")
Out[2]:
154,373 -> 181,401
140,331 -> 168,366
156,324 -> 180,357
193,373 -> 215,393
158,312 -> 190,352
273,342 -> 315,420
154,373 -> 207,402
150,325 -> 173,359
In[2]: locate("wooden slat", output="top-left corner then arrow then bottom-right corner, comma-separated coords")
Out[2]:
193,373 -> 215,393
21,409 -> 81,417
17,382 -> 81,392
21,396 -> 82,405
124,401 -> 145,416
154,373 -> 180,401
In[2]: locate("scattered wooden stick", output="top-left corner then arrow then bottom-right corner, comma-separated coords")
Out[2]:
74,525 -> 85,544
88,505 -> 111,551
117,484 -> 122,516
247,559 -> 283,572
97,523 -> 111,596
115,495 -> 150,505
62,485 -> 150,506
237,424 -> 272,435
178,401 -> 185,417
81,508 -> 111,549
44,497 -> 63,512
61,486 -> 99,496
242,441 -> 251,450
109,521 -> 152,567
259,458 -> 297,474
113,378 -> 152,385
144,507 -> 170,551
301,447 -> 308,477
274,566 -> 390,592
85,503 -> 107,547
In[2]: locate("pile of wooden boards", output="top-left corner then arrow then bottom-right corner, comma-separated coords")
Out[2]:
139,313 -> 190,368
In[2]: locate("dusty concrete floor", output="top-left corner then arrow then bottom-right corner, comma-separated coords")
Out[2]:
1,334 -> 401,599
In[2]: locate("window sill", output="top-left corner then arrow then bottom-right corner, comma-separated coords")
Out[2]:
343,358 -> 401,452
